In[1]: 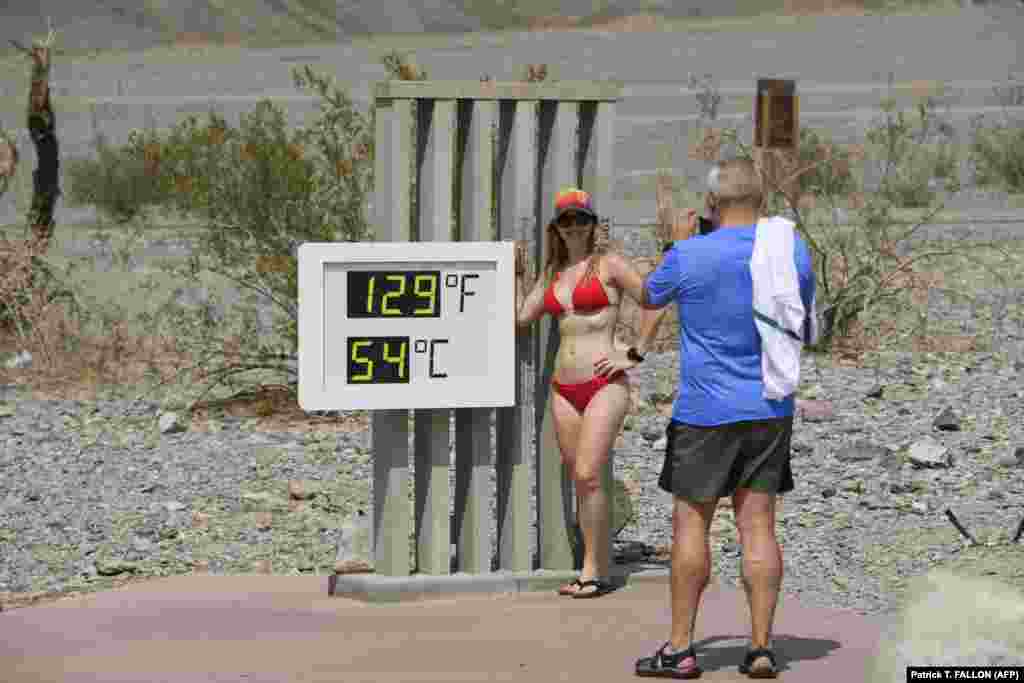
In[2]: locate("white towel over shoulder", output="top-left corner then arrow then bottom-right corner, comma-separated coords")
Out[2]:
750,216 -> 811,401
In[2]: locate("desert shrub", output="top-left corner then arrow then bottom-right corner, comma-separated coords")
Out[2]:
866,90 -> 960,208
74,64 -> 375,409
0,238 -> 84,360
63,131 -> 168,224
968,76 -> 1024,193
693,81 -> 1011,356
970,119 -> 1024,193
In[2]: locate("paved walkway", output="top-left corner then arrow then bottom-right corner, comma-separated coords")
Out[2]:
0,574 -> 887,682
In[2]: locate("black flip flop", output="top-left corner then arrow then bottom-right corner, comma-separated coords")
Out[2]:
635,642 -> 702,679
739,649 -> 778,678
571,578 -> 616,599
557,578 -> 584,596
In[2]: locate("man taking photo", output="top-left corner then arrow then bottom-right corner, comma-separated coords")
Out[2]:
612,157 -> 817,679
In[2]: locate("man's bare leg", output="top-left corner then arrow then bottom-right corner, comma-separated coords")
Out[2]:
733,488 -> 782,671
669,497 -> 717,650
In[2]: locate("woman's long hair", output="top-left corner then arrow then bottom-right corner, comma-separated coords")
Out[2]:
542,216 -> 611,284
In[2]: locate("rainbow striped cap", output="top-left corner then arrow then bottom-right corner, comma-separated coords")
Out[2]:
551,187 -> 597,224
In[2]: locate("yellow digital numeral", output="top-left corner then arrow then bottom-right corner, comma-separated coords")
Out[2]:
365,275 -> 375,315
382,341 -> 407,379
413,274 -> 437,315
381,274 -> 406,315
350,340 -> 374,381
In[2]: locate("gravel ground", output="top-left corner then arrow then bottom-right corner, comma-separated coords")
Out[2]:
2,329 -> 1022,616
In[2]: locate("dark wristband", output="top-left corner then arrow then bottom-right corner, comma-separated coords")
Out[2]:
661,242 -> 674,254
627,347 -> 645,363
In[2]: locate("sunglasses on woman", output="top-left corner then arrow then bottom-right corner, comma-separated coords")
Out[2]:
557,212 -> 595,230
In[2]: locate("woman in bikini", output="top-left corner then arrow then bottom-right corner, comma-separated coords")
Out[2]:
514,188 -> 674,598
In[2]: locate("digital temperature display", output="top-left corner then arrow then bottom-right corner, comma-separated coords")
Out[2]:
346,271 -> 441,318
298,241 -> 514,410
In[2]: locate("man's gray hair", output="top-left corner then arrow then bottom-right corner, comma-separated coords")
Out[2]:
706,165 -> 721,194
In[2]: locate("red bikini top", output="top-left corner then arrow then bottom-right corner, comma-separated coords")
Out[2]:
543,270 -> 612,317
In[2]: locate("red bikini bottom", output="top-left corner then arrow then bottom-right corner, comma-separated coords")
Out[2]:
552,371 -> 627,415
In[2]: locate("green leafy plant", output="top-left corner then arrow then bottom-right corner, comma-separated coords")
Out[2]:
696,81 -> 1011,356
61,64 -> 376,411
968,74 -> 1024,193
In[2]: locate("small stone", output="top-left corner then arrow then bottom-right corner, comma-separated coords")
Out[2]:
191,511 -> 210,529
995,453 -> 1021,468
95,558 -> 137,576
641,421 -> 663,442
836,440 -> 888,463
821,487 -> 838,498
4,351 -> 33,370
932,406 -> 961,431
616,541 -> 648,564
910,501 -> 928,514
797,399 -> 836,422
288,480 -> 318,501
866,384 -> 884,399
164,501 -> 186,512
158,412 -> 186,434
253,512 -> 273,530
907,438 -> 952,469
334,559 -> 373,574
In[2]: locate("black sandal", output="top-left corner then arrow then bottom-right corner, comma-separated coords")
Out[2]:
571,578 -> 616,599
739,649 -> 778,678
635,642 -> 701,679
557,578 -> 584,596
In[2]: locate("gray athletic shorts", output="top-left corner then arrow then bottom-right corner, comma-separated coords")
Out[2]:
658,416 -> 795,502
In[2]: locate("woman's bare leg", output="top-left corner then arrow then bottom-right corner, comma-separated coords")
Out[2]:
550,388 -> 584,593
573,377 -> 630,590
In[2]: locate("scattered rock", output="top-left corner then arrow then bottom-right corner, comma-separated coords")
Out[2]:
995,450 -> 1022,468
95,558 -> 137,576
797,399 -> 836,422
191,511 -> 210,529
335,559 -> 373,574
614,541 -> 649,564
4,351 -> 32,370
158,412 -> 186,434
287,480 -> 318,501
253,512 -> 273,530
641,422 -> 663,442
836,440 -> 889,463
792,440 -> 814,458
932,406 -> 961,431
908,438 -> 952,469
866,384 -> 885,399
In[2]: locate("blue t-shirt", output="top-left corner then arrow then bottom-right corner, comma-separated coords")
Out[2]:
644,224 -> 816,427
